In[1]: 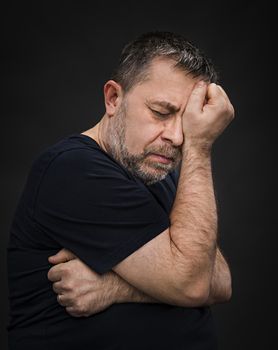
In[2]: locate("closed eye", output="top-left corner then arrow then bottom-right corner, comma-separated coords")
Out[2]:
151,109 -> 171,118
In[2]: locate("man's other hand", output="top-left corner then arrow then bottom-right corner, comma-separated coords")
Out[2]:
48,249 -> 118,317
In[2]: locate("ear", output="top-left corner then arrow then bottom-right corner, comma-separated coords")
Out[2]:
103,80 -> 124,116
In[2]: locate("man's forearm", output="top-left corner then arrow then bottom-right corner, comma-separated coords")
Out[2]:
169,145 -> 218,300
113,247 -> 231,306
113,145 -> 230,305
112,271 -> 161,304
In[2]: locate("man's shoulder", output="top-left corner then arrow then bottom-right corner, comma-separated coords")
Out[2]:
33,133 -> 127,178
34,133 -> 102,164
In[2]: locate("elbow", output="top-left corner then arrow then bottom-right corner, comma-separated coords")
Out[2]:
181,282 -> 233,307
179,281 -> 211,307
187,284 -> 211,306
159,279 -> 209,307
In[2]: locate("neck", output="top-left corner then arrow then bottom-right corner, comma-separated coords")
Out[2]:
82,114 -> 109,153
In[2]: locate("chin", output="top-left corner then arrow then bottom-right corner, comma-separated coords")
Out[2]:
137,166 -> 169,185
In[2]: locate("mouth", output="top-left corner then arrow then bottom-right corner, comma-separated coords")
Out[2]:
148,153 -> 174,164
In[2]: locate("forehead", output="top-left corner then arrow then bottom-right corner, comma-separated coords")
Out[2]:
129,57 -> 198,108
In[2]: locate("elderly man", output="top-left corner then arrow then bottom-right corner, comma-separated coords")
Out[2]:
8,31 -> 234,349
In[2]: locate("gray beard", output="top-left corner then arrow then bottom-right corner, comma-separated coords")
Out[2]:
105,102 -> 181,185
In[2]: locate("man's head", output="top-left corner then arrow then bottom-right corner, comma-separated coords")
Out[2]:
102,31 -> 217,185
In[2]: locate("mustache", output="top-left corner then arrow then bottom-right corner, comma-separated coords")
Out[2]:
145,145 -> 181,159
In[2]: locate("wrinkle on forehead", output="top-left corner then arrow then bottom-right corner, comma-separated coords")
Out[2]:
125,57 -> 199,115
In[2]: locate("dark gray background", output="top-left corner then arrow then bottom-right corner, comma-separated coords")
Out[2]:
1,1 -> 276,349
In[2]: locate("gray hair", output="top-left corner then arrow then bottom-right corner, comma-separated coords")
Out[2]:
111,31 -> 218,92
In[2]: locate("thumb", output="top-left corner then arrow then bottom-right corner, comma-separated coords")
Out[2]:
48,248 -> 76,265
205,83 -> 222,106
186,81 -> 208,114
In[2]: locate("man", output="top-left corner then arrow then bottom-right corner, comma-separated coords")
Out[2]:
7,31 -> 234,349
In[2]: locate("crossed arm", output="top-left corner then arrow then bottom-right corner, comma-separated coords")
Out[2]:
48,159 -> 233,317
48,244 -> 231,317
48,82 -> 233,317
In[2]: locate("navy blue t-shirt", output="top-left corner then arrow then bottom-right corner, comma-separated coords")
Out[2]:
7,134 -> 218,349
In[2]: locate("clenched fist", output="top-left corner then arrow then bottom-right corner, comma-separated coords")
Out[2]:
182,81 -> 235,152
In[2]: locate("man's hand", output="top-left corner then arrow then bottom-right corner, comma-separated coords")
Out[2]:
48,249 -> 160,317
182,82 -> 234,152
48,249 -> 118,317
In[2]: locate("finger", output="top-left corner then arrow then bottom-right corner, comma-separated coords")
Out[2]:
57,294 -> 71,307
186,81 -> 208,114
52,281 -> 64,294
47,265 -> 63,282
65,306 -> 83,317
48,248 -> 76,265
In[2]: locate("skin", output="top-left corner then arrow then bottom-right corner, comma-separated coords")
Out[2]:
83,57 -> 196,184
49,247 -> 231,316
48,56 -> 234,316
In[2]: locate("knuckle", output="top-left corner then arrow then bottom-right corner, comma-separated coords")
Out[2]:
61,266 -> 70,277
191,89 -> 200,96
64,281 -> 73,291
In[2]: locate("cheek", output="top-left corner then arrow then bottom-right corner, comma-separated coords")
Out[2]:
125,112 -> 162,153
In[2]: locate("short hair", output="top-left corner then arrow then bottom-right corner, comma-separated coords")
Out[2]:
111,31 -> 218,93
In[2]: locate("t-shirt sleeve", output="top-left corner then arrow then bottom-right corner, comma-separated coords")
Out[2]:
34,148 -> 170,274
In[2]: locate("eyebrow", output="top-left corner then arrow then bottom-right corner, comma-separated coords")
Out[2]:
146,99 -> 180,113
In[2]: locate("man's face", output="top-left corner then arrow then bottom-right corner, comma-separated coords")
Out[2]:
107,58 -> 199,185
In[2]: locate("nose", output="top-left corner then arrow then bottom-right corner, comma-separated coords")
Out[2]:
161,116 -> 184,147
